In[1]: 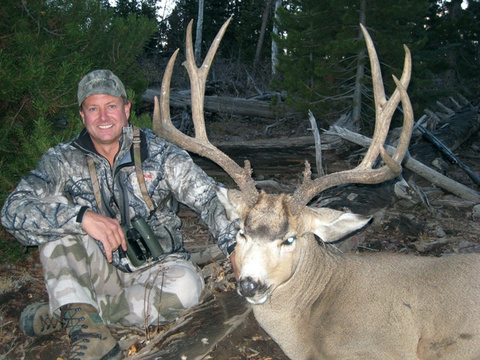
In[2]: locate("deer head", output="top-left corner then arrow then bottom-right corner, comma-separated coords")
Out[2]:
153,19 -> 413,305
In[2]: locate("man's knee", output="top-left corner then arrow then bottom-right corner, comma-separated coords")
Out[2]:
177,263 -> 204,308
161,260 -> 204,309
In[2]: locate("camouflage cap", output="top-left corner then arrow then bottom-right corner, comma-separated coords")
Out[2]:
77,69 -> 127,106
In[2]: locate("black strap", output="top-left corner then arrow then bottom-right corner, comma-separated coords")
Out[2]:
133,127 -> 155,212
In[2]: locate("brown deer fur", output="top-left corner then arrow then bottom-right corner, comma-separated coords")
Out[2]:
218,188 -> 480,360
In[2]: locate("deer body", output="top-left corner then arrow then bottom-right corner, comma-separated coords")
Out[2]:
153,17 -> 480,360
218,189 -> 480,360
251,234 -> 480,360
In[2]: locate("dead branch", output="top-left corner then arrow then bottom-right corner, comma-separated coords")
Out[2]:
424,108 -> 443,124
449,97 -> 462,110
436,101 -> 455,116
416,124 -> 480,187
325,126 -> 480,203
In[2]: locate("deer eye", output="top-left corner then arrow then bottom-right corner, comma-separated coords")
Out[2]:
237,230 -> 246,240
283,236 -> 296,246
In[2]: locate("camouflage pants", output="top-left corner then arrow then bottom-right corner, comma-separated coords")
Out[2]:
40,234 -> 204,328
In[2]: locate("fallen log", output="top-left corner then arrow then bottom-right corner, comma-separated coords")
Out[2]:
128,292 -> 251,360
325,126 -> 480,203
143,89 -> 303,119
190,133 -> 351,177
212,132 -> 345,151
411,107 -> 480,164
416,124 -> 480,187
214,136 -> 315,150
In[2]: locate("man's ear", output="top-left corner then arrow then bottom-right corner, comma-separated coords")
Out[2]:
124,102 -> 132,120
79,108 -> 86,124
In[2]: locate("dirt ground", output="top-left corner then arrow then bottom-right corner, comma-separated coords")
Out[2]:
0,114 -> 479,359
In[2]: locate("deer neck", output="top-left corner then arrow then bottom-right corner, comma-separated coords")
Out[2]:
265,237 -> 341,313
251,238 -> 342,359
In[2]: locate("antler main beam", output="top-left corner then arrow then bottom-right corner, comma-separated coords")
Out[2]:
152,18 -> 259,207
288,24 -> 414,215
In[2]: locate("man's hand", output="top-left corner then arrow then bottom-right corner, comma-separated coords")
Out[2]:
81,211 -> 127,262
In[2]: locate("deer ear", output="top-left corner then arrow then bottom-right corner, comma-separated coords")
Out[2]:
216,187 -> 247,221
302,207 -> 371,243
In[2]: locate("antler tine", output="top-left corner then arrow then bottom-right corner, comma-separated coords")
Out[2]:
288,25 -> 413,216
358,23 -> 411,169
152,48 -> 178,137
391,71 -> 414,163
183,18 -> 224,141
152,17 -> 259,207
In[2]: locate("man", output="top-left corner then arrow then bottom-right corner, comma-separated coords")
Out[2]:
1,69 -> 238,360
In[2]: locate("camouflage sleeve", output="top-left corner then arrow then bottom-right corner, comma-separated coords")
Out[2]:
162,144 -> 238,257
1,147 -> 85,246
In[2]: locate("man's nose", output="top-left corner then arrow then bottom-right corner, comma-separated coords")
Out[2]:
99,107 -> 108,120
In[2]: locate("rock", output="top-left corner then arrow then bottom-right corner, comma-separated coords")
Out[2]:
472,204 -> 480,221
435,227 -> 446,238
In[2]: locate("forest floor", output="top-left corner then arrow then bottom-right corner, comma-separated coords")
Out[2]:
1,112 -> 479,360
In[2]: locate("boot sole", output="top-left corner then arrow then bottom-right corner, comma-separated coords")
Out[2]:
101,343 -> 122,360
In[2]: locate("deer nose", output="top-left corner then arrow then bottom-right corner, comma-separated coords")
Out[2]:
238,276 -> 261,298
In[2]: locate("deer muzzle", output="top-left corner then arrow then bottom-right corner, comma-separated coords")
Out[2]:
237,276 -> 271,305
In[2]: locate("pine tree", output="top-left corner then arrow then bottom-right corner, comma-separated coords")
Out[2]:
273,0 -> 430,128
0,0 -> 156,203
166,0 -> 232,57
421,0 -> 480,101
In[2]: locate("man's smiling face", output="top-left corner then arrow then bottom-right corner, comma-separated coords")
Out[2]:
80,94 -> 131,148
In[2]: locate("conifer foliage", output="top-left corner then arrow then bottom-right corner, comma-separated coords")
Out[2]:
0,1 -> 156,201
272,0 -> 431,127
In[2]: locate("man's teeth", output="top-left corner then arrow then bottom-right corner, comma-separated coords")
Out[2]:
99,124 -> 113,129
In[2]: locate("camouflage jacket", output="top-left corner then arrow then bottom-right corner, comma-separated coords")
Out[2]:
1,126 -> 237,271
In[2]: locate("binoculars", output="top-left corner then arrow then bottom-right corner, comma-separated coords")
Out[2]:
122,216 -> 164,267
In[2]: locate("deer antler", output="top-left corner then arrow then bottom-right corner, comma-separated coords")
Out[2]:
152,18 -> 259,207
288,24 -> 414,215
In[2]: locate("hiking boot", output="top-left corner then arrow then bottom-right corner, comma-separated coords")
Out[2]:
62,303 -> 121,360
19,302 -> 63,337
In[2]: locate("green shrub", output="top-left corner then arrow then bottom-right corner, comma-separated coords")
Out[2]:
0,0 -> 156,205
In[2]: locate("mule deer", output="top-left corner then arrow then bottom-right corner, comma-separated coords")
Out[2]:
153,19 -> 480,360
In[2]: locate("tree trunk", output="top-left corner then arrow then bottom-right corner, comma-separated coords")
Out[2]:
271,0 -> 281,75
444,0 -> 461,89
194,0 -> 204,62
352,0 -> 367,127
253,0 -> 273,75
